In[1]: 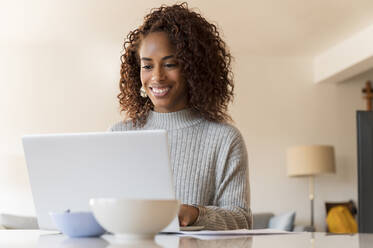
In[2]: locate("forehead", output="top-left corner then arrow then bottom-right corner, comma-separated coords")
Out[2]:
139,32 -> 175,58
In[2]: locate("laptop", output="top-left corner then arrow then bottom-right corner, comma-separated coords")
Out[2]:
22,130 -> 179,232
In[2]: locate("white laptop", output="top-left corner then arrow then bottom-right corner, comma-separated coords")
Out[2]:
22,130 -> 179,232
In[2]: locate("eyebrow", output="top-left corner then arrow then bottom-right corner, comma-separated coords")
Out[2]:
141,55 -> 174,61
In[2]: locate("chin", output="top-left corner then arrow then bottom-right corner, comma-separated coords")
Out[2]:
152,103 -> 173,112
150,97 -> 187,113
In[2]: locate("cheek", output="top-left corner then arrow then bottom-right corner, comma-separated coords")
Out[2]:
169,70 -> 184,85
140,70 -> 150,85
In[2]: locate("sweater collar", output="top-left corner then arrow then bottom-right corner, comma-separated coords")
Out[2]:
145,108 -> 203,130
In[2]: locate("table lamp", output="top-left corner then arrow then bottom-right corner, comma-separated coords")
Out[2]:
286,145 -> 336,229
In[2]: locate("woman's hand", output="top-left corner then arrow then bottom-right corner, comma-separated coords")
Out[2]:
178,204 -> 199,226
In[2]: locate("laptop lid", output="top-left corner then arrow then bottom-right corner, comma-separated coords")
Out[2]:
22,130 -> 178,231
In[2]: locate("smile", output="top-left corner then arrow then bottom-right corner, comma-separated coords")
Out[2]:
149,86 -> 171,97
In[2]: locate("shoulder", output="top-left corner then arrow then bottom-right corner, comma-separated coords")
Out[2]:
206,121 -> 247,157
202,121 -> 248,170
202,120 -> 244,143
108,120 -> 138,132
198,120 -> 246,154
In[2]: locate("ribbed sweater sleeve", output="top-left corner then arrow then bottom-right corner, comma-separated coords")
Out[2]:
193,131 -> 252,230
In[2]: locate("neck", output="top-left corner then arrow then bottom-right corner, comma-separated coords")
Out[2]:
145,108 -> 203,130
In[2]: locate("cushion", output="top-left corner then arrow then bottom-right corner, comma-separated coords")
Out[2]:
252,213 -> 274,229
268,211 -> 296,231
0,213 -> 39,229
326,206 -> 358,233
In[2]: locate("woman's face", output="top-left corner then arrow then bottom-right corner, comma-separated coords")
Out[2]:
139,31 -> 188,113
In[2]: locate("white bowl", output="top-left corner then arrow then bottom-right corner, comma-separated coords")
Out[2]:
89,198 -> 179,240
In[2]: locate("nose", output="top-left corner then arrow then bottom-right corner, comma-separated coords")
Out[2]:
151,66 -> 165,82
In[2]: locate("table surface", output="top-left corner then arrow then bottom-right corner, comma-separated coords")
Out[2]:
1,230 -> 373,248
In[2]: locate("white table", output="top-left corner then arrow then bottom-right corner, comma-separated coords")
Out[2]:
1,230 -> 373,247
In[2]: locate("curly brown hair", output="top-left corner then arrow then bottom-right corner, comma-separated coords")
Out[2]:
118,2 -> 234,126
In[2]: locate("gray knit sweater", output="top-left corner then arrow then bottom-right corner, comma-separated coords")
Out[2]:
109,109 -> 252,230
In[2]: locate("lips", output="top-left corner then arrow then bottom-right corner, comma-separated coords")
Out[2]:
149,86 -> 171,97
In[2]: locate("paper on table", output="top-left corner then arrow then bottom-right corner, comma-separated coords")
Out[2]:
187,234 -> 254,240
175,228 -> 292,236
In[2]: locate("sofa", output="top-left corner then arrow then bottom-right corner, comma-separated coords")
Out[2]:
1,212 -> 313,232
0,213 -> 38,229
253,212 -> 314,232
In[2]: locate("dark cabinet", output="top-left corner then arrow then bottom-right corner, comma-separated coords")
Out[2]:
357,111 -> 373,233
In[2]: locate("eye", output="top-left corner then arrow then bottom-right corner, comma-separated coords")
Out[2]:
164,63 -> 177,68
142,65 -> 153,70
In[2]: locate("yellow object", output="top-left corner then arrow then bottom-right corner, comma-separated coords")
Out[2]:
326,206 -> 358,233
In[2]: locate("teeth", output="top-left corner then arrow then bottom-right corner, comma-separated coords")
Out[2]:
152,87 -> 169,93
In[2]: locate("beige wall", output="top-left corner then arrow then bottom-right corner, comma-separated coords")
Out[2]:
0,0 -> 370,231
231,54 -> 371,230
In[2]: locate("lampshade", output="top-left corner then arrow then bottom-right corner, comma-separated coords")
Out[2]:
286,145 -> 336,177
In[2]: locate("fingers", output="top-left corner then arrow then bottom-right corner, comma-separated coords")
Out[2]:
178,204 -> 198,226
178,204 -> 189,226
180,220 -> 188,226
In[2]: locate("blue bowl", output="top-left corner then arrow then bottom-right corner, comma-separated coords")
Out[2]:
49,210 -> 106,238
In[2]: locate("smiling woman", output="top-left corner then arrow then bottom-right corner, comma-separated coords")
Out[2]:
118,2 -> 234,126
110,2 -> 252,230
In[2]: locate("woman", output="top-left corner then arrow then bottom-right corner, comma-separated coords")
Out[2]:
110,3 -> 252,230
